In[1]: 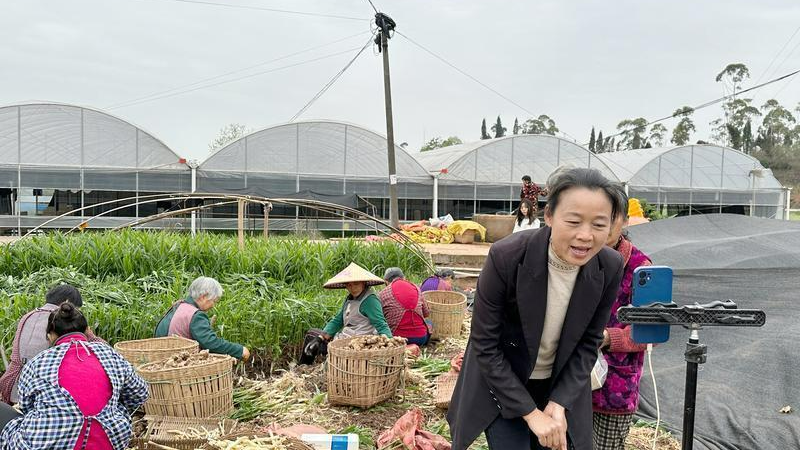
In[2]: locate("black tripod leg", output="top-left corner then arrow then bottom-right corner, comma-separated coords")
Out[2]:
682,357 -> 698,450
682,336 -> 707,450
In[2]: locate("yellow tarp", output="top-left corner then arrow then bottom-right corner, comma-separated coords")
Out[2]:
447,220 -> 487,241
401,227 -> 454,244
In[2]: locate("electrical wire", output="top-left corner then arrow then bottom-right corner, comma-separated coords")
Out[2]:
104,31 -> 370,110
366,0 -> 379,14
764,34 -> 800,87
768,39 -> 800,98
772,73 -> 799,98
395,30 -> 579,142
133,0 -> 367,21
107,46 -> 364,110
753,25 -> 800,86
647,344 -> 661,450
290,35 -> 375,122
585,68 -> 800,147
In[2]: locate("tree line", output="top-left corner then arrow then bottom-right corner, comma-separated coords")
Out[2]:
418,63 -> 800,197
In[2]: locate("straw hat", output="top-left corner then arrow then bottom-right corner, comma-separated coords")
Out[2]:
323,262 -> 386,289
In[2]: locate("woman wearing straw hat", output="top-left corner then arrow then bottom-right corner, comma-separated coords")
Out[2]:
319,262 -> 393,342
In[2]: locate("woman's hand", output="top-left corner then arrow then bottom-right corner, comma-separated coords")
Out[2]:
600,329 -> 610,349
523,408 -> 566,449
543,401 -> 568,449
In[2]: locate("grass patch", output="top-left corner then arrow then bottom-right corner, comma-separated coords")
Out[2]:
0,231 -> 431,369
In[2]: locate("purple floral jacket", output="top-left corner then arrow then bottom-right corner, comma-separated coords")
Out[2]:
592,237 -> 652,414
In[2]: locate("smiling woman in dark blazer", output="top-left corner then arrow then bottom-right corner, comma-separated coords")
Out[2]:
447,167 -> 625,450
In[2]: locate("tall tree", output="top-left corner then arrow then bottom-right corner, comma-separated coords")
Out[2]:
710,98 -> 761,148
726,124 -> 743,151
420,136 -> 463,152
648,124 -> 668,147
742,119 -> 754,154
522,115 -> 559,135
759,99 -> 796,147
491,116 -> 507,138
616,117 -> 648,150
711,63 -> 758,147
671,106 -> 696,146
588,127 -> 596,152
513,117 -> 520,135
208,123 -> 250,153
480,118 -> 491,140
715,63 -> 751,96
596,130 -> 605,152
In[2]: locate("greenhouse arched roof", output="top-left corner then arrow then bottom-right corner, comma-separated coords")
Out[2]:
597,145 -> 784,190
413,134 -> 619,184
0,102 -> 186,170
199,120 -> 431,180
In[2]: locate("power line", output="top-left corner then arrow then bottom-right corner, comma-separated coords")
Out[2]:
366,0 -> 379,14
108,46 -> 364,110
769,40 -> 800,98
135,0 -> 367,21
290,35 -> 375,122
395,30 -> 579,142
753,25 -> 800,86
764,32 -> 800,86
772,72 -> 799,98
105,31 -> 370,110
396,31 -> 537,119
586,68 -> 800,147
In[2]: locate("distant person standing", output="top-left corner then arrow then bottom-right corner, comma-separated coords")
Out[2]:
520,175 -> 548,216
513,198 -> 540,233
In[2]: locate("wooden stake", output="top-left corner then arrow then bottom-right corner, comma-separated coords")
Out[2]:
237,199 -> 245,250
263,204 -> 270,238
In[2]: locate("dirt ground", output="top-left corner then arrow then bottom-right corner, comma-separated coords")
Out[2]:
133,316 -> 680,449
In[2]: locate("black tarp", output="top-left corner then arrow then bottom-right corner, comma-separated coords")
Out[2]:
625,214 -> 800,449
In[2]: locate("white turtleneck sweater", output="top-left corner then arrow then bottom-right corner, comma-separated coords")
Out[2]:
530,245 -> 579,380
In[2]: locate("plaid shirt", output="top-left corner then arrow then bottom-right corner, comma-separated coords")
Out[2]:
0,304 -> 106,404
0,340 -> 148,450
378,280 -> 429,333
520,182 -> 547,212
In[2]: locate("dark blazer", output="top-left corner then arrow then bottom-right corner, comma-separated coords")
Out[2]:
447,227 -> 624,450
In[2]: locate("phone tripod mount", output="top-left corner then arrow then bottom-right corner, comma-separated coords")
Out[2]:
617,300 -> 766,450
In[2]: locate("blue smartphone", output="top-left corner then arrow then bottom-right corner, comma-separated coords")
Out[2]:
631,266 -> 672,344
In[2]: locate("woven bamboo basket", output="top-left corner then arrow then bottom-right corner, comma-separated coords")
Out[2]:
199,432 -> 314,450
114,336 -> 199,367
423,290 -> 467,339
138,354 -> 234,418
130,416 -> 238,450
434,371 -> 459,409
326,337 -> 406,408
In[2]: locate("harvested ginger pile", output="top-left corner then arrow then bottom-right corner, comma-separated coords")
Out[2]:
148,349 -> 214,369
345,335 -> 406,351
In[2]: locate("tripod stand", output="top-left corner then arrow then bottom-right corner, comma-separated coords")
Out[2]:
617,300 -> 766,450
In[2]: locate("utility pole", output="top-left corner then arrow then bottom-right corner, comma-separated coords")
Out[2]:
375,12 -> 400,228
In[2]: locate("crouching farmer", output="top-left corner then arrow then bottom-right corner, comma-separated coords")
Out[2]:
155,276 -> 250,361
299,263 -> 391,365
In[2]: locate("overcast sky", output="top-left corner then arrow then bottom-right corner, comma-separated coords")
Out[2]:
2,0 -> 800,162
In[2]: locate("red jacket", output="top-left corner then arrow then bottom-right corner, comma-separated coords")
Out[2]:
378,280 -> 430,339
